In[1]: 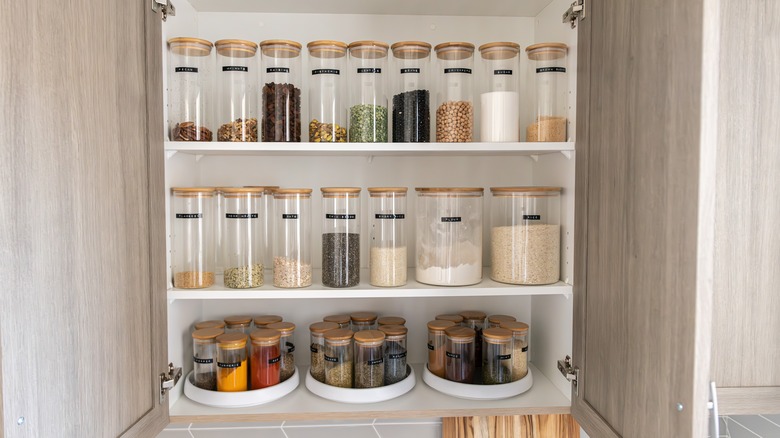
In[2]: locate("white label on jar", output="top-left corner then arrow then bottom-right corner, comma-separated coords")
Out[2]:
441,217 -> 462,222
401,68 -> 421,74
375,214 -> 405,219
176,213 -> 202,219
367,358 -> 384,365
536,67 -> 566,73
494,69 -> 513,75
497,354 -> 512,360
175,67 -> 198,73
282,213 -> 298,219
226,213 -> 258,219
357,68 -> 381,74
193,357 -> 213,364
324,355 -> 339,363
446,351 -> 461,359
523,215 -> 541,221
444,68 -> 472,74
267,67 -> 290,73
223,66 -> 248,72
312,68 -> 340,75
217,361 -> 241,368
326,214 -> 356,220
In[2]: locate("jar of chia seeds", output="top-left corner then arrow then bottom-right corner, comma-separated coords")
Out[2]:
350,312 -> 378,332
192,327 -> 224,390
368,187 -> 408,287
379,324 -> 408,385
321,187 -> 361,288
348,41 -> 389,143
168,37 -> 213,142
482,327 -> 513,384
390,41 -> 432,142
171,187 -> 216,289
259,39 -> 302,142
525,42 -> 568,142
433,42 -> 474,143
427,320 -> 456,378
267,322 -> 296,382
307,40 -> 348,143
444,326 -> 476,383
310,321 -> 339,383
354,330 -> 385,388
324,328 -> 354,388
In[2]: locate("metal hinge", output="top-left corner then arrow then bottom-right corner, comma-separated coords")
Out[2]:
159,362 -> 182,403
562,0 -> 585,28
557,355 -> 579,396
152,0 -> 176,21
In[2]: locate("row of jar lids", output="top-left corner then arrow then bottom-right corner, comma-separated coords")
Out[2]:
172,186 -> 563,198
194,312 -> 403,331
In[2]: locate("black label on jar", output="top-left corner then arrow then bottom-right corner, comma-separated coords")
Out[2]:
324,355 -> 339,363
444,68 -> 472,74
310,345 -> 319,353
368,358 -> 384,365
326,213 -> 356,220
226,213 -> 258,219
193,356 -> 213,364
536,67 -> 566,73
522,346 -> 529,352
441,217 -> 462,222
401,68 -> 421,74
357,68 -> 381,74
427,343 -> 435,350
446,351 -> 461,359
523,214 -> 541,221
388,351 -> 407,360
312,68 -> 340,75
267,67 -> 290,73
175,67 -> 198,73
375,213 -> 405,219
268,355 -> 281,364
282,213 -> 299,219
217,361 -> 242,368
223,66 -> 248,72
286,342 -> 295,353
176,213 -> 202,219
497,354 -> 512,360
494,69 -> 513,75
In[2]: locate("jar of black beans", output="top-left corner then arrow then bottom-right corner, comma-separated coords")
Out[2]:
390,41 -> 432,142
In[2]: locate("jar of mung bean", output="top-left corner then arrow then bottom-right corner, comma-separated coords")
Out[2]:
347,41 -> 389,143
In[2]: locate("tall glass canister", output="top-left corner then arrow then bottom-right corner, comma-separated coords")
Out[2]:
321,187 -> 361,288
221,187 -> 264,288
307,40 -> 348,143
479,42 -> 520,142
525,43 -> 568,142
215,39 -> 258,142
434,42 -> 474,143
168,38 -> 213,141
259,40 -> 302,142
273,188 -> 312,288
368,187 -> 407,287
347,41 -> 389,143
324,328 -> 354,388
171,187 -> 216,288
390,41 -> 431,142
192,327 -> 224,390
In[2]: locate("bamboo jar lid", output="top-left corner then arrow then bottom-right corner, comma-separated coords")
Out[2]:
254,315 -> 283,326
250,328 -> 281,342
500,321 -> 530,333
224,315 -> 252,327
350,312 -> 378,322
428,320 -> 457,331
324,328 -> 354,341
445,326 -> 476,341
324,314 -> 351,325
354,329 -> 386,345
435,314 -> 464,324
459,310 -> 487,321
267,322 -> 296,335
379,325 -> 408,336
482,327 -> 513,342
487,315 -> 517,325
192,327 -> 224,340
194,320 -> 226,330
217,332 -> 248,349
377,316 -> 406,326
310,321 -> 340,334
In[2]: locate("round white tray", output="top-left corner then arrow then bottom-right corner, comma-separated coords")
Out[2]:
422,365 -> 533,400
184,367 -> 300,408
304,365 -> 416,403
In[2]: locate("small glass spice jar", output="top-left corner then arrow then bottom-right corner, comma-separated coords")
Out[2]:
379,324 -> 408,385
168,37 -> 213,142
348,41 -> 389,142
500,321 -> 529,381
482,327 -> 513,384
435,314 -> 464,326
487,314 -> 516,329
350,312 -> 378,332
307,40 -> 348,143
377,316 -> 406,327
224,315 -> 253,335
260,40 -> 303,142
171,187 -> 216,289
323,314 -> 351,329
460,311 -> 487,369
390,41 -> 432,143
267,322 -> 296,382
194,320 -> 226,331
192,327 -> 224,390
221,187 -> 264,288
309,321 -> 340,383
354,330 -> 385,388
427,320 -> 456,378
273,188 -> 313,288
324,328 -> 354,388
249,328 -> 281,389
321,187 -> 361,288
479,42 -> 520,142
525,43 -> 568,142
253,315 -> 283,329
445,326 -> 476,383
434,42 -> 475,143
215,39 -> 258,142
368,187 -> 408,287
216,333 -> 248,392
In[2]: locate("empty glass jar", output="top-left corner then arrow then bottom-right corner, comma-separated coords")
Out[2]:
391,41 -> 432,142
324,328 -> 354,388
168,38 -> 213,142
368,187 -> 408,287
500,321 -> 529,381
260,40 -> 302,142
267,322 -> 296,382
321,187 -> 361,288
427,320 -> 456,378
171,187 -> 216,289
273,188 -> 312,288
192,327 -> 224,390
445,326 -> 476,383
310,321 -> 339,383
482,328 -> 513,384
348,41 -> 389,142
434,42 -> 475,142
215,39 -> 258,142
216,333 -> 248,392
221,187 -> 264,288
526,43 -> 568,142
307,40 -> 348,143
479,42 -> 520,142
379,324 -> 408,385
249,328 -> 281,389
350,312 -> 378,332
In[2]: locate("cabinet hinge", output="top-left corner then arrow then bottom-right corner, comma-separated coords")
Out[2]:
159,362 -> 182,403
152,0 -> 176,22
557,355 -> 579,396
562,0 -> 585,28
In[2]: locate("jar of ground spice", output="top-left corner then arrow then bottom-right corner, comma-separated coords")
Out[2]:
193,320 -> 226,331
379,324 -> 408,385
445,326 -> 476,383
267,322 -> 296,382
249,328 -> 281,389
168,37 -> 213,142
368,187 -> 408,287
221,187 -> 264,288
259,40 -> 302,142
347,41 -> 389,142
487,314 -> 516,329
435,314 -> 464,326
500,321 -> 529,380
216,333 -> 248,392
482,327 -> 513,384
224,315 -> 253,335
354,330 -> 385,388
307,40 -> 348,143
323,314 -> 351,329
390,41 -> 431,142
427,320 -> 456,378
309,321 -> 339,383
459,311 -> 486,369
324,328 -> 354,388
525,43 -> 568,142
433,42 -> 475,143
350,312 -> 378,332
171,187 -> 216,289
215,39 -> 258,142
272,188 -> 313,288
321,187 -> 361,288
192,327 -> 224,390
377,316 -> 406,327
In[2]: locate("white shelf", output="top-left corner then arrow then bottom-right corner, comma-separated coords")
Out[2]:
169,363 -> 570,423
167,268 -> 572,300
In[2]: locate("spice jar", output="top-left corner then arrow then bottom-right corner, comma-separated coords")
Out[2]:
391,41 -> 432,142
525,43 -> 568,142
347,41 -> 389,143
501,321 -> 529,380
168,37 -> 213,142
244,186 -> 279,268
324,328 -> 354,388
254,315 -> 283,330
249,328 -> 281,389
379,325 -> 408,385
490,187 -> 562,284
487,314 -> 516,329
307,40 -> 348,143
224,315 -> 253,335
482,328 -> 513,384
445,326 -> 476,383
215,39 -> 258,142
260,40 -> 302,142
350,312 -> 378,332
216,333 -> 248,391
194,320 -> 226,331
415,188 -> 483,286
221,187 -> 264,288
310,321 -> 339,383
267,322 -> 296,382
434,42 -> 475,143
192,327 -> 224,390
377,316 -> 406,326
171,187 -> 216,289
460,311 -> 486,370
321,187 -> 361,288
479,42 -> 520,142
323,314 -> 351,329
427,320 -> 456,378
354,330 -> 385,388
435,314 -> 464,326
273,189 -> 313,288
368,187 -> 408,287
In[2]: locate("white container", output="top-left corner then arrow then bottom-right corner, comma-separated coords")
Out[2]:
305,364 -> 415,404
183,367 -> 300,408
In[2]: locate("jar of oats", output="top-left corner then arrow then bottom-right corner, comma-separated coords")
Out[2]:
272,188 -> 312,288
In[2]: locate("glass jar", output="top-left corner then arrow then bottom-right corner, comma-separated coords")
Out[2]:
215,39 -> 258,142
273,188 -> 312,288
379,325 -> 408,385
377,316 -> 406,326
243,185 -> 279,267
525,43 -> 568,142
324,328 -> 354,388
168,38 -> 213,142
224,315 -> 253,334
490,187 -> 562,284
307,40 -> 348,143
390,41 -> 431,143
500,321 -> 529,381
445,326 -> 476,383
323,314 -> 351,329
482,328 -> 513,384
487,314 -> 516,329
171,187 -> 216,289
350,312 -> 377,332
216,333 -> 248,392
249,328 -> 281,389
354,330 -> 385,388
347,41 -> 389,143
193,320 -> 225,331
192,327 -> 224,390
259,40 -> 302,142
427,320 -> 456,378
221,187 -> 264,288
435,314 -> 464,326
479,42 -> 520,142
415,188 -> 483,286
368,187 -> 408,287
460,311 -> 486,370
267,322 -> 296,382
310,321 -> 340,383
253,315 -> 283,329
321,187 -> 361,288
434,42 -> 475,143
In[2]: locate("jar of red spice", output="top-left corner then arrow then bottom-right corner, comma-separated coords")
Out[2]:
249,328 -> 281,389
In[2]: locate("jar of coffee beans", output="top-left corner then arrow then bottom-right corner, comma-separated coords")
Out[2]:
347,41 -> 389,143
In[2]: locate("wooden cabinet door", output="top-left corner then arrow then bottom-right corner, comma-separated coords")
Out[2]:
0,1 -> 168,437
571,1 -> 713,436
